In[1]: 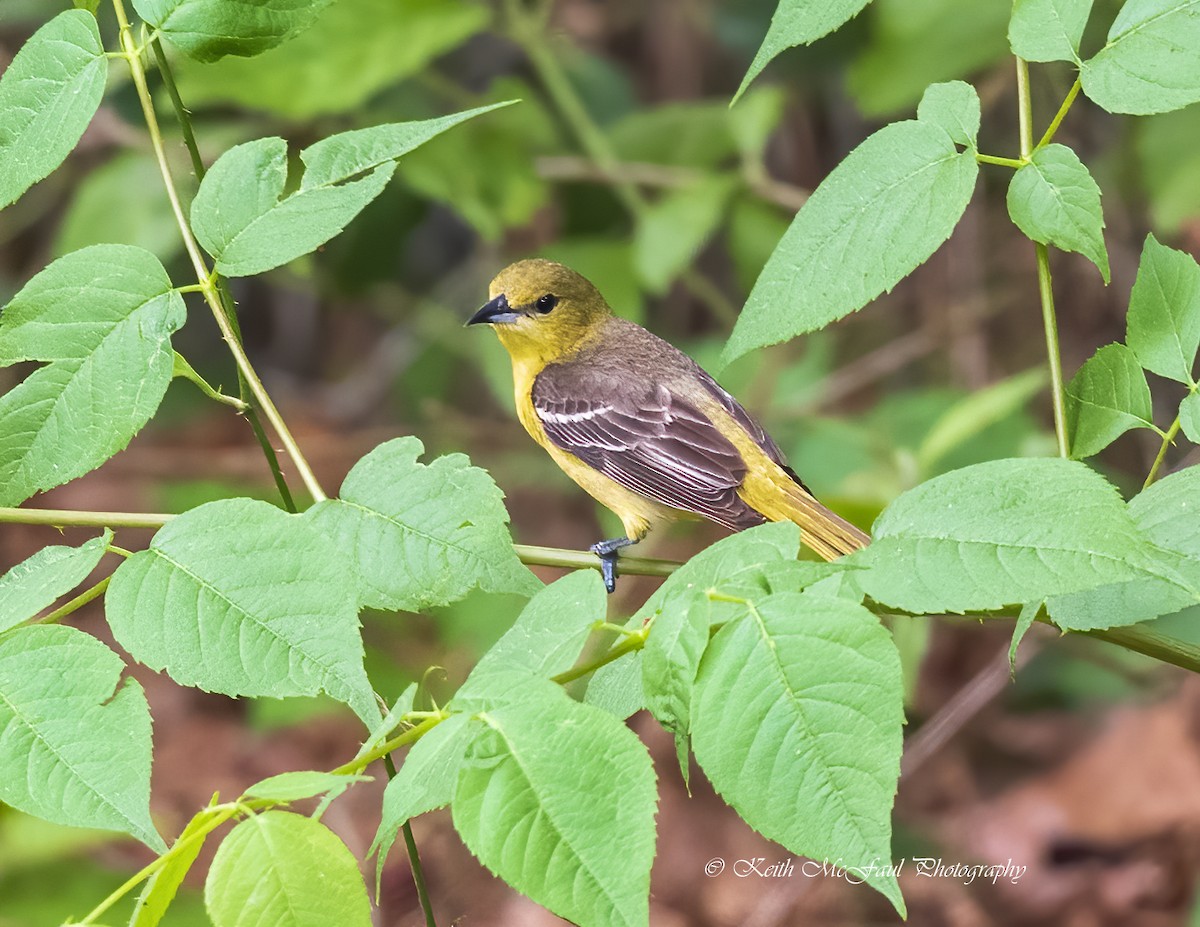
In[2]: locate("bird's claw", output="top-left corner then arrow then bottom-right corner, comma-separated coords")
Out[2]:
589,537 -> 632,594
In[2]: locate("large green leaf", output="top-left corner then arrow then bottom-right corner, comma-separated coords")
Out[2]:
691,591 -> 904,914
0,245 -> 185,506
734,0 -> 874,102
1007,144 -> 1109,282
458,571 -> 606,698
305,437 -> 537,613
452,681 -> 657,927
1008,0 -> 1094,62
191,103 -> 512,276
721,82 -> 979,366
855,458 -> 1195,616
133,0 -> 333,62
106,499 -> 377,726
0,10 -> 106,210
1066,343 -> 1157,458
0,625 -> 162,850
1081,0 -> 1200,115
371,713 -> 471,875
0,531 -> 109,632
1125,233 -> 1200,385
175,0 -> 489,119
205,812 -> 371,927
1130,465 -> 1200,557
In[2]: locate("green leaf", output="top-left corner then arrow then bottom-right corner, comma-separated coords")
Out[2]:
133,0 -> 334,62
106,498 -> 377,726
1125,233 -> 1200,384
734,0 -> 874,103
0,625 -> 162,850
131,808 -> 219,927
1181,391 -> 1200,443
633,176 -> 737,295
915,79 -> 981,148
1007,144 -> 1110,282
691,591 -> 905,914
191,103 -> 512,276
458,571 -> 606,698
1066,343 -> 1157,458
1009,600 -> 1042,672
0,10 -> 106,210
242,771 -> 368,803
1008,0 -> 1094,62
54,153 -> 182,264
641,588 -> 708,781
847,0 -> 1011,116
372,713 -> 471,875
584,652 -> 645,720
205,812 -> 372,927
1130,464 -> 1200,557
452,681 -> 658,927
0,531 -> 110,632
721,82 -> 979,366
0,245 -> 185,506
856,458 -> 1189,614
1081,0 -> 1200,115
306,437 -> 537,613
175,0 -> 490,119
917,368 -> 1047,473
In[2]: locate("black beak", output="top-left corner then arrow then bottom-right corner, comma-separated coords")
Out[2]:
468,293 -> 520,326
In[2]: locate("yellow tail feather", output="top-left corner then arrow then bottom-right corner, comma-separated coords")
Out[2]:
739,466 -> 870,561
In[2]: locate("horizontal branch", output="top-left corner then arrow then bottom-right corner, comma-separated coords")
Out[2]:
0,508 -> 683,579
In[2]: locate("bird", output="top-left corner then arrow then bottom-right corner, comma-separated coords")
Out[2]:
468,259 -> 869,592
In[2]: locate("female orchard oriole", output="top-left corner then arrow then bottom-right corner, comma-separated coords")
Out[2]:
469,259 -> 868,591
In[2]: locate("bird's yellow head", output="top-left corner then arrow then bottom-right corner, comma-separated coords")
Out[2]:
468,259 -> 612,365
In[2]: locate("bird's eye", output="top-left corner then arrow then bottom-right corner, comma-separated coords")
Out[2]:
535,293 -> 558,314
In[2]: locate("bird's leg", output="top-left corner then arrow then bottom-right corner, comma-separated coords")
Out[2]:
589,536 -> 638,594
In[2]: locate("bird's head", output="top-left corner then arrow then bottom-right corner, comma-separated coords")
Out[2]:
469,259 -> 612,364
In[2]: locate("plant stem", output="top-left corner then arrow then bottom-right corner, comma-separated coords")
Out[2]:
111,0 -> 326,502
0,508 -> 684,577
552,629 -> 648,685
1035,77 -> 1082,150
1144,415 -> 1182,489
150,37 -> 205,180
335,715 -> 447,775
173,352 -> 248,410
975,153 -> 1027,169
77,804 -> 243,925
38,577 -> 111,624
1016,56 -> 1071,458
402,820 -> 437,927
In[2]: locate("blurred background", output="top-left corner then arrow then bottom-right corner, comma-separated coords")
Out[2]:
2,0 -> 1200,924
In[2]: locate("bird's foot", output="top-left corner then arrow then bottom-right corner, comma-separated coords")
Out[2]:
589,537 -> 637,594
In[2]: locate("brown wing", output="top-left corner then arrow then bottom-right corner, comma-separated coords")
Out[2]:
532,367 -> 766,531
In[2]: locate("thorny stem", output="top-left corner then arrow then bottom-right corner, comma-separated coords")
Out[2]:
111,0 -> 327,502
1016,57 -> 1070,458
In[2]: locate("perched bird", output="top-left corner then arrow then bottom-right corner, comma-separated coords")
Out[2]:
469,259 -> 869,592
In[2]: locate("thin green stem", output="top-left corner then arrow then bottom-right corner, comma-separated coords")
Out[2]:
150,37 -> 205,180
1035,77 -> 1082,150
1086,622 -> 1200,674
111,0 -> 326,503
975,153 -> 1027,169
38,577 -> 111,624
552,630 -> 648,685
402,820 -> 437,927
76,804 -> 243,925
0,508 -> 171,530
1016,57 -> 1070,458
1144,415 -> 1182,489
335,715 -> 447,775
173,352 -> 247,410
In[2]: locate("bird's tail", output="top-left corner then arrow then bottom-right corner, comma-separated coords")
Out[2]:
740,468 -> 870,561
